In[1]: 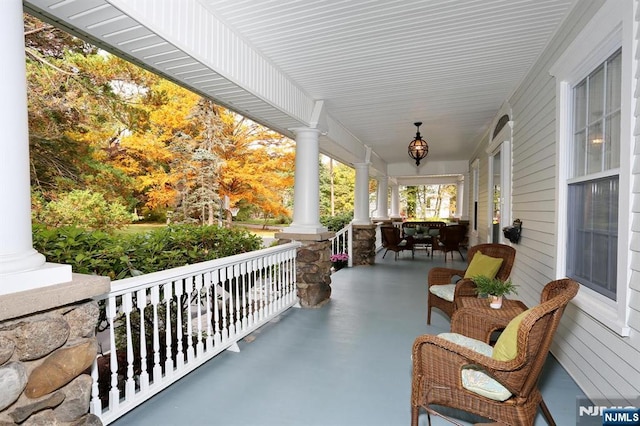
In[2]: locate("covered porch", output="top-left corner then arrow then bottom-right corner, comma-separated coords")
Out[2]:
110,250 -> 585,426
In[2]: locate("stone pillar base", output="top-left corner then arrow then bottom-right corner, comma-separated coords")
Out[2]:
275,232 -> 334,308
0,273 -> 109,425
352,225 -> 377,266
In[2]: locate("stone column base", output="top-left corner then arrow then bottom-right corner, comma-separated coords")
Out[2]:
275,232 -> 335,308
0,274 -> 109,425
351,225 -> 377,266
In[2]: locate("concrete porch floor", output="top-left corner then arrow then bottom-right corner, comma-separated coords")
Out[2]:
112,248 -> 586,426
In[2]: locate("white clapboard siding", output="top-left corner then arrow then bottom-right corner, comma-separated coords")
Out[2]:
479,0 -> 640,402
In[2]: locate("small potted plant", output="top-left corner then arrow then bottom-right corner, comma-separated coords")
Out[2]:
330,253 -> 349,272
472,275 -> 518,309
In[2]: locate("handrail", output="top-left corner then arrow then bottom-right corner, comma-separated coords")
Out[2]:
90,242 -> 301,424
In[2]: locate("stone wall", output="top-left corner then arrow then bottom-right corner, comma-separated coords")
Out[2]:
295,240 -> 332,308
0,275 -> 109,425
351,225 -> 377,266
275,232 -> 334,308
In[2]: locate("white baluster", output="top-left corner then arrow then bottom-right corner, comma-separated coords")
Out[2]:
122,293 -> 135,399
240,262 -> 248,331
276,252 -> 283,311
90,355 -> 101,416
163,282 -> 174,376
212,269 -> 222,345
248,259 -> 256,326
204,271 -> 214,349
194,274 -> 204,355
220,267 -> 228,342
136,289 -> 149,392
267,256 -> 275,317
174,280 -> 185,369
184,276 -> 195,363
233,264 -> 242,334
259,258 -> 269,321
287,252 -> 295,303
107,297 -> 119,412
150,285 -> 162,385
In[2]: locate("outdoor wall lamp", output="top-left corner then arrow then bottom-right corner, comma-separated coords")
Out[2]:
408,121 -> 429,166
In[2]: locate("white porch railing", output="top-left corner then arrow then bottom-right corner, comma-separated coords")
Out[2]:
90,242 -> 301,425
330,223 -> 353,267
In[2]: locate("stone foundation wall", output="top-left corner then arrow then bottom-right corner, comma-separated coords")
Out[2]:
351,225 -> 377,266
0,300 -> 101,425
0,274 -> 109,426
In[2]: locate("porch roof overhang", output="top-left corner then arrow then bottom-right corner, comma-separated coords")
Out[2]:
24,0 -> 576,185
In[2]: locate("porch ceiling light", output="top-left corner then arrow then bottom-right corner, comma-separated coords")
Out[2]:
408,122 -> 429,166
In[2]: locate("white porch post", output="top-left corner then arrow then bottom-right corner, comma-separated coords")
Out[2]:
458,174 -> 468,220
0,1 -> 71,295
390,183 -> 401,219
372,176 -> 389,221
282,127 -> 327,234
352,163 -> 371,225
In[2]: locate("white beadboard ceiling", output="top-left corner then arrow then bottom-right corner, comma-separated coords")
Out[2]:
24,0 -> 575,180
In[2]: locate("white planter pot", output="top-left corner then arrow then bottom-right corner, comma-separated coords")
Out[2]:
490,295 -> 503,309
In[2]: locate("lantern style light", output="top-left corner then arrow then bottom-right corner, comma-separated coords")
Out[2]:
408,121 -> 429,166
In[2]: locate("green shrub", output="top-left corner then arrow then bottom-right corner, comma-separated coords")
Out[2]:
33,223 -> 263,280
320,212 -> 353,232
36,189 -> 135,230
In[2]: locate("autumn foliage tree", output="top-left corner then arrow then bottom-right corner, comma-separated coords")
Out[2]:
25,14 -> 296,227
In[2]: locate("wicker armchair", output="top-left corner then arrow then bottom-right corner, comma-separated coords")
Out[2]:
411,279 -> 579,426
427,243 -> 516,325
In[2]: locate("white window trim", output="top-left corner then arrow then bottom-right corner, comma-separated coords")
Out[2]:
549,0 -> 634,336
487,121 -> 513,244
471,158 -> 480,238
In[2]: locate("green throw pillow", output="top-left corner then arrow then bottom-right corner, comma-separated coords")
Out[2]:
492,309 -> 531,361
464,251 -> 504,279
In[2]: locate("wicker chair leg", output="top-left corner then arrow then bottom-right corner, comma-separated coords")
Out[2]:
411,405 -> 420,426
539,399 -> 556,426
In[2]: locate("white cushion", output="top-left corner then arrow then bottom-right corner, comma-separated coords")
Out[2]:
461,368 -> 512,401
429,284 -> 457,301
438,332 -> 512,401
438,333 -> 493,357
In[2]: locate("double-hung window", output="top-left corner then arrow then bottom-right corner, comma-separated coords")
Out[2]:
550,0 -> 632,335
566,50 -> 621,300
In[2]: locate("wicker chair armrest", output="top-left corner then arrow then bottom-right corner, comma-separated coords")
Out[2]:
450,307 -> 502,344
428,267 -> 467,286
453,278 -> 477,298
412,334 -> 525,375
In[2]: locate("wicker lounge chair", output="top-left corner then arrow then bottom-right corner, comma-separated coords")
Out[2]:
427,243 -> 516,324
411,278 -> 579,426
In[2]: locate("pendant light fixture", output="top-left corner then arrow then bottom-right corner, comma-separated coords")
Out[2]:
408,122 -> 429,166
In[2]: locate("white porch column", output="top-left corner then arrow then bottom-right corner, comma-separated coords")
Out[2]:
352,163 -> 371,225
0,1 -> 71,295
282,127 -> 327,234
390,183 -> 401,219
372,176 -> 389,221
458,174 -> 469,220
